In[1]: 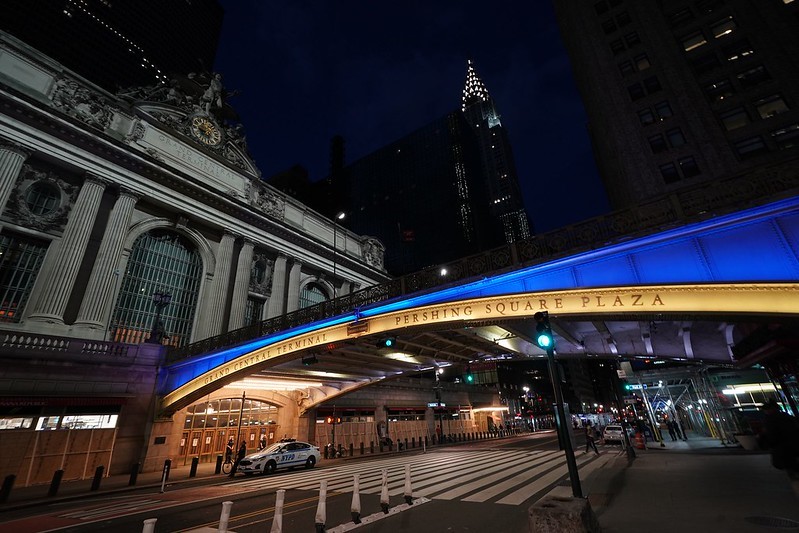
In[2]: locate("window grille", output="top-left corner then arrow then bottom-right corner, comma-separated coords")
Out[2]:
299,282 -> 328,309
0,233 -> 48,322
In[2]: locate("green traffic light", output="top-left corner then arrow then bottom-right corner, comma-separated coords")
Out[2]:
536,332 -> 552,348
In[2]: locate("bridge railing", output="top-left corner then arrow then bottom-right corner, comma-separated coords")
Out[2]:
166,163 -> 799,363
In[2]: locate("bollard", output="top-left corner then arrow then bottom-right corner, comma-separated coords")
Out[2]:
379,440 -> 384,453
129,462 -> 140,486
323,445 -> 329,459
218,500 -> 233,533
189,456 -> 199,478
404,438 -> 408,450
315,480 -> 327,533
360,442 -> 364,455
370,441 -> 374,454
338,444 -> 343,458
270,489 -> 285,533
0,474 -> 15,503
412,437 -> 416,448
351,474 -> 362,524
424,436 -> 428,447
380,468 -> 389,514
349,443 -> 354,457
163,459 -> 172,481
215,454 -> 223,475
141,518 -> 157,533
48,469 -> 64,498
404,464 -> 413,505
90,465 -> 104,491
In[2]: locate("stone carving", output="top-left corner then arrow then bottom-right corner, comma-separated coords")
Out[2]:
251,182 -> 286,220
249,253 -> 274,296
361,238 -> 385,270
6,164 -> 79,232
123,120 -> 146,144
51,76 -> 112,130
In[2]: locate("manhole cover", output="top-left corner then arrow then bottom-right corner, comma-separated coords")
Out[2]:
745,516 -> 799,529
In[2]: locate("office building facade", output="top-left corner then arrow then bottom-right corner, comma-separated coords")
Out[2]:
553,0 -> 799,209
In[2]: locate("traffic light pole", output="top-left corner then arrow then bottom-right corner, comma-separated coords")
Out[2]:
545,346 -> 583,498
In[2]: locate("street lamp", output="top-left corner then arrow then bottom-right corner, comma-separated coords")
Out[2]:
145,290 -> 171,344
332,211 -> 346,298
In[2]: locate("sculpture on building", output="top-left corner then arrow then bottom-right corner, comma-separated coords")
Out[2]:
361,238 -> 386,270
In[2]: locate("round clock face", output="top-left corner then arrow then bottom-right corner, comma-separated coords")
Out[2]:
190,116 -> 222,146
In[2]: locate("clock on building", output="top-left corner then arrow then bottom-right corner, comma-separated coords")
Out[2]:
189,114 -> 222,146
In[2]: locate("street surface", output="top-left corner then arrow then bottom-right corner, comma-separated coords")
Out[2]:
2,431 -> 621,532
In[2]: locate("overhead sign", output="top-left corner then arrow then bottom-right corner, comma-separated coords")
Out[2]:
628,384 -> 647,390
427,402 -> 445,408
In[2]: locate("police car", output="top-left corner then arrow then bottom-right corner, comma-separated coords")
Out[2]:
237,440 -> 321,475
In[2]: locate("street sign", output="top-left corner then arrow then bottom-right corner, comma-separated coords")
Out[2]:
427,402 -> 445,408
616,369 -> 627,378
624,398 -> 637,404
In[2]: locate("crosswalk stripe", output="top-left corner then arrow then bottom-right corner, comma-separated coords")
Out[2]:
494,453 -> 600,505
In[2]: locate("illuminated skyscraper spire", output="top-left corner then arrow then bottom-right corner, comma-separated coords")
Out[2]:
462,59 -> 491,111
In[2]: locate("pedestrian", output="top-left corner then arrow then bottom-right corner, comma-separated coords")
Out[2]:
225,437 -> 234,463
584,421 -> 600,455
260,435 -> 267,450
758,399 -> 799,497
667,420 -> 677,441
679,420 -> 688,440
673,419 -> 683,440
237,442 -> 247,463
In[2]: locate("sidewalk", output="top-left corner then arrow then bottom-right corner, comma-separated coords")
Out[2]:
580,434 -> 799,532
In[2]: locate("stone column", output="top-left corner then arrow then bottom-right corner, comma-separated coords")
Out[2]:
0,140 -> 32,228
205,231 -> 236,336
228,238 -> 254,331
286,260 -> 302,313
266,254 -> 288,319
73,188 -> 139,335
27,175 -> 107,324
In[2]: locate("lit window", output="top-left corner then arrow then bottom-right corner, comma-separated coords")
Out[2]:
711,16 -> 736,38
737,65 -> 770,88
682,31 -> 707,52
754,94 -> 789,119
704,79 -> 734,103
723,39 -> 754,62
634,53 -> 651,71
772,123 -> 799,149
666,128 -> 686,146
719,107 -> 750,130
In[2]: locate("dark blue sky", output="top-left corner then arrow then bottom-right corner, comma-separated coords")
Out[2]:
214,1 -> 610,233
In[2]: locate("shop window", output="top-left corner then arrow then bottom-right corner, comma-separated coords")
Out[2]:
704,78 -> 734,103
666,128 -> 686,146
772,123 -> 799,149
638,108 -> 656,125
669,8 -> 694,27
734,136 -> 768,159
648,134 -> 668,153
679,157 -> 701,178
628,83 -> 645,101
754,94 -> 789,119
723,39 -> 754,62
711,16 -> 736,38
659,162 -> 681,184
737,65 -> 771,88
719,107 -> 750,130
655,101 -> 674,119
682,31 -> 707,52
624,31 -> 641,47
610,38 -> 626,55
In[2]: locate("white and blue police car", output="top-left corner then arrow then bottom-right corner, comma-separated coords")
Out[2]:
237,439 -> 321,475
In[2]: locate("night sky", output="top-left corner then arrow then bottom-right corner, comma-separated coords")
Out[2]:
213,1 -> 610,233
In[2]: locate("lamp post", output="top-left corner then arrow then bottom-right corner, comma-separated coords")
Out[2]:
145,290 -> 171,344
332,211 -> 346,298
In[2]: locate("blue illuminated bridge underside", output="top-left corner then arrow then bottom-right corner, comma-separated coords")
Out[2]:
159,196 -> 799,411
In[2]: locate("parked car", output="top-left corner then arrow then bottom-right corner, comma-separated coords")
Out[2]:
602,424 -> 629,444
237,440 -> 321,475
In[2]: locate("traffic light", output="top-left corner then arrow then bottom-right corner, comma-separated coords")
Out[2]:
325,416 -> 333,424
465,366 -> 474,384
325,416 -> 341,424
624,382 -> 633,391
533,311 -> 554,350
376,337 -> 396,348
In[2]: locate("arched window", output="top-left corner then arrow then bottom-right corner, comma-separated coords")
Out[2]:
299,282 -> 328,309
110,230 -> 202,346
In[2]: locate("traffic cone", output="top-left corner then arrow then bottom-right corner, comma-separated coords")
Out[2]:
380,469 -> 389,514
403,464 -> 413,505
351,474 -> 361,524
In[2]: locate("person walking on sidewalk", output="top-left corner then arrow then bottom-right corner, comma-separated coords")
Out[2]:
758,399 -> 799,497
667,420 -> 678,441
584,421 -> 600,455
673,419 -> 684,440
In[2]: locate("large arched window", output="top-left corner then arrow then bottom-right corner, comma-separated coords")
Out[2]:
299,282 -> 328,309
110,230 -> 202,346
